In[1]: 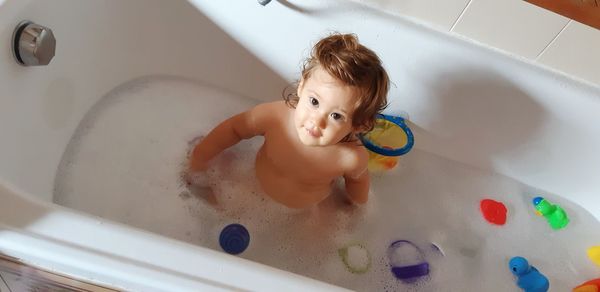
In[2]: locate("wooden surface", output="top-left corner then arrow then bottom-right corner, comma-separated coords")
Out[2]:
0,254 -> 119,292
526,0 -> 600,29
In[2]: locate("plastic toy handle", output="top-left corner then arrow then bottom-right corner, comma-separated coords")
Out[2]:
387,240 -> 430,281
359,114 -> 415,156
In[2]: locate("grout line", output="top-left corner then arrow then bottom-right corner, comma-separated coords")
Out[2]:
450,0 -> 474,32
535,20 -> 571,60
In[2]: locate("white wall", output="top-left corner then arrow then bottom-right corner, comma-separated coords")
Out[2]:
354,0 -> 600,87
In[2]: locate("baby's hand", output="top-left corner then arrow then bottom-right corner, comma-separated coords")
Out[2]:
182,135 -> 221,208
188,157 -> 208,175
183,170 -> 208,186
181,169 -> 218,207
187,135 -> 208,173
187,135 -> 204,153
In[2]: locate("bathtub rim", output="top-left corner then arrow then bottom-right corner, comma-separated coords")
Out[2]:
0,180 -> 349,291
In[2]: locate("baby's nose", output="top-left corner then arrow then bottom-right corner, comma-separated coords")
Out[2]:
313,115 -> 327,129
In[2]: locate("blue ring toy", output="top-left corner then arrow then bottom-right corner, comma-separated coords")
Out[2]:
358,114 -> 414,157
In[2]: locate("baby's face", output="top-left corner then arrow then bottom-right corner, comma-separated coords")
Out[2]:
294,67 -> 359,146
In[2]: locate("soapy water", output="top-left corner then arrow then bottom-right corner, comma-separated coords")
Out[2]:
54,76 -> 600,291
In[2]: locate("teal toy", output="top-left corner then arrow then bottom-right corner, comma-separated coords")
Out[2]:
532,197 -> 569,230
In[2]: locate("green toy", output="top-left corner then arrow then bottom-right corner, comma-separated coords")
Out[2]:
532,197 -> 569,230
338,243 -> 371,274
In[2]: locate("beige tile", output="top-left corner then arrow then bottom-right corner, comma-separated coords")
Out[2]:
537,21 -> 600,86
452,0 -> 570,58
353,0 -> 471,30
381,0 -> 471,31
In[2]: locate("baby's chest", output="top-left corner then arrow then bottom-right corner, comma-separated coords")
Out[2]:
282,151 -> 340,176
264,136 -> 345,178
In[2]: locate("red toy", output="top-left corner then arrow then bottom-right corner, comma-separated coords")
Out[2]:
480,199 -> 507,225
573,278 -> 600,292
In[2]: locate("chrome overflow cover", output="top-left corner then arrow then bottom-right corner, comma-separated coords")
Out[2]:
12,21 -> 56,66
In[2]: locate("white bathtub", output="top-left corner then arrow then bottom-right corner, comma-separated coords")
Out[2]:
1,0 -> 599,290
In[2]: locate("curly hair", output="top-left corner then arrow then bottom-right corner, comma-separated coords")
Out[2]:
284,33 -> 389,141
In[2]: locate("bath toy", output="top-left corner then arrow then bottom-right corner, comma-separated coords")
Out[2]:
219,224 -> 250,255
387,240 -> 429,282
480,199 -> 507,225
338,243 -> 371,274
532,197 -> 544,205
509,256 -> 549,292
573,278 -> 600,292
587,246 -> 600,267
532,197 -> 544,216
532,196 -> 569,230
358,114 -> 414,172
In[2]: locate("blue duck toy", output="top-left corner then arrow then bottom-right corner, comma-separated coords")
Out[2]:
509,256 -> 549,292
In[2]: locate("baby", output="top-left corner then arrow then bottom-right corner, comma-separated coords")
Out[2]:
188,33 -> 389,209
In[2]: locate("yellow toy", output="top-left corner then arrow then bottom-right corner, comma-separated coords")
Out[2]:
587,246 -> 600,267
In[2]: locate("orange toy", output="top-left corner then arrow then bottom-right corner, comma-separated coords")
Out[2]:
573,278 -> 600,292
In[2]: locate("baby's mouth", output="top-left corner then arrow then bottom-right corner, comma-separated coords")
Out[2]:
305,127 -> 322,138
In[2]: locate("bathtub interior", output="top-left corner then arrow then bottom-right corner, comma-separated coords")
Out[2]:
0,0 -> 287,201
1,0 -> 600,291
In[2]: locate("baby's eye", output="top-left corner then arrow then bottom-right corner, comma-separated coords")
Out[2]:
330,112 -> 344,121
309,97 -> 319,107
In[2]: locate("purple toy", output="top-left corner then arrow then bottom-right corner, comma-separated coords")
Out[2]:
388,240 -> 430,282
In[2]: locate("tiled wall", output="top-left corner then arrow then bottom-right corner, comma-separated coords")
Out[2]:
355,0 -> 600,87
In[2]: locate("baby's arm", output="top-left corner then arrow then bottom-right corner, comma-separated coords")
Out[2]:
188,104 -> 267,173
343,148 -> 370,204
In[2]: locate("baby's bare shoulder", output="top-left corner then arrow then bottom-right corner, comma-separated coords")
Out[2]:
251,101 -> 291,131
253,100 -> 288,114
